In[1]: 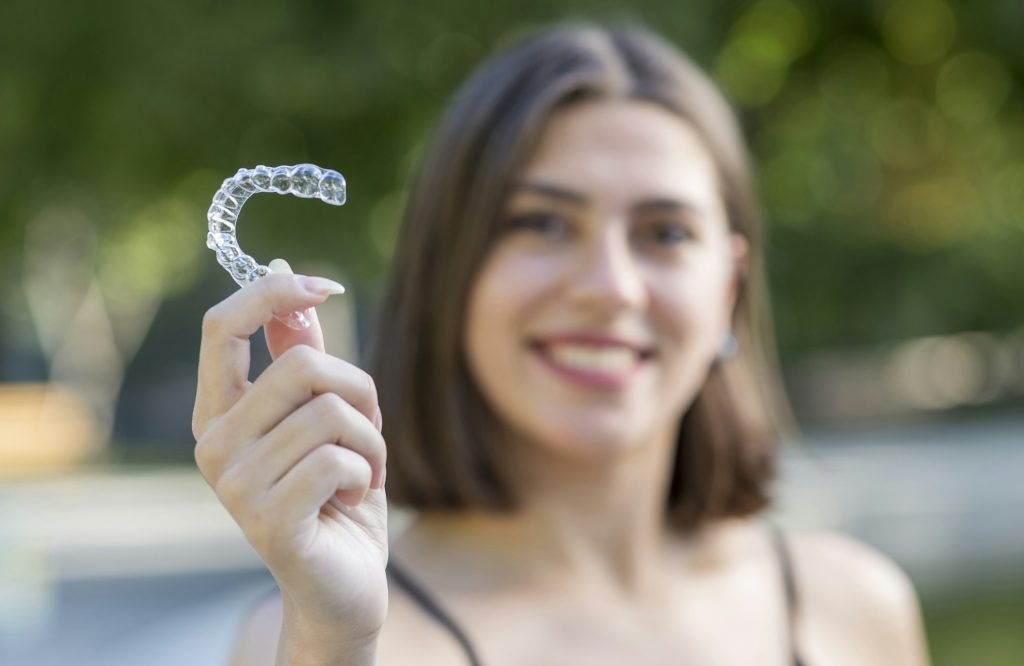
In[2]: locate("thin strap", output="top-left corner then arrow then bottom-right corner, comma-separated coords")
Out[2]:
385,560 -> 483,666
769,525 -> 807,666
388,538 -> 809,666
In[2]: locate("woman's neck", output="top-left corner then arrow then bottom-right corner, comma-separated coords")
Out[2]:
394,426 -> 687,600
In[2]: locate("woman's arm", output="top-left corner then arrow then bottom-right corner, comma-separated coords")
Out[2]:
193,266 -> 388,666
230,592 -> 379,666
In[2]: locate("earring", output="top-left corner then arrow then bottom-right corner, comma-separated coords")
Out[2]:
718,331 -> 739,359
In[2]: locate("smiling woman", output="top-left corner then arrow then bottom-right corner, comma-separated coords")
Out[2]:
193,19 -> 930,666
371,22 -> 785,532
464,99 -> 751,478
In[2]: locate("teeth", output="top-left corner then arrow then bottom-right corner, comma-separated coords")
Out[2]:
545,344 -> 638,374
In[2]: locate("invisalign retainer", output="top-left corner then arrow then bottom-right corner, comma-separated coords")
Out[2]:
205,164 -> 347,330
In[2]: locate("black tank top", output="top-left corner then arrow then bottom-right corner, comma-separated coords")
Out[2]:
386,524 -> 808,666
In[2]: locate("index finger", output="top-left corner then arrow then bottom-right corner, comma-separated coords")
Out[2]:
193,272 -> 344,437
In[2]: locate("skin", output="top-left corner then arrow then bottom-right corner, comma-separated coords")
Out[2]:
466,99 -> 744,467
200,101 -> 931,665
194,259 -> 389,665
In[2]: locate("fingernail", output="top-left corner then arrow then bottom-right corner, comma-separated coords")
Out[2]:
373,406 -> 383,433
299,276 -> 346,296
268,258 -> 293,274
274,309 -> 314,330
380,468 -> 386,490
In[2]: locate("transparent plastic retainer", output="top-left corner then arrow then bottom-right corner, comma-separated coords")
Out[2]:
205,164 -> 347,330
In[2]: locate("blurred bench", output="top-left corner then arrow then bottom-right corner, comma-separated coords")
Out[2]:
0,383 -> 100,475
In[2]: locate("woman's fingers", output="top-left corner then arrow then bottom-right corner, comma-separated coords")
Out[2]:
199,390 -> 385,568
243,392 -> 387,492
196,386 -> 385,550
196,346 -> 382,484
263,258 -> 327,360
238,345 -> 381,443
269,444 -> 375,532
214,443 -> 373,559
193,269 -> 338,438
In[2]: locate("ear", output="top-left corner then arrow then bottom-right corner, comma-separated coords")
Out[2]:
725,233 -> 750,317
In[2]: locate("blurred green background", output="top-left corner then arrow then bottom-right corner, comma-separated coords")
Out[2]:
0,0 -> 1021,664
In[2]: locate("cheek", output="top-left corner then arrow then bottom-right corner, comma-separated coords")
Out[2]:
642,280 -> 724,427
468,250 -> 563,328
465,250 -> 559,375
649,259 -> 734,360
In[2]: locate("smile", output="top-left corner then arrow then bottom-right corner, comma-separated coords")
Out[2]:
528,340 -> 655,390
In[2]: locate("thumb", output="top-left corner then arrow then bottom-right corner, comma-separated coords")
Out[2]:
264,258 -> 328,359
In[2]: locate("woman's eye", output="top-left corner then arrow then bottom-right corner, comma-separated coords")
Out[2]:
644,222 -> 695,245
506,213 -> 570,238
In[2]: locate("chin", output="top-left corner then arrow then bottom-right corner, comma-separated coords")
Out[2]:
527,419 -> 651,463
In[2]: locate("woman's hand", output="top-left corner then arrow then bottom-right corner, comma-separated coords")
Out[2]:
192,259 -> 388,648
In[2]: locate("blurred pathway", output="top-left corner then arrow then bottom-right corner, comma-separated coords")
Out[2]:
775,415 -> 1024,596
1,415 -> 1021,664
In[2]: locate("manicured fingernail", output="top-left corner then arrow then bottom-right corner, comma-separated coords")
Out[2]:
299,276 -> 346,296
274,309 -> 314,330
268,258 -> 293,273
373,406 -> 383,433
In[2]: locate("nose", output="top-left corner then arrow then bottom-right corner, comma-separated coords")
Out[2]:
566,227 -> 648,312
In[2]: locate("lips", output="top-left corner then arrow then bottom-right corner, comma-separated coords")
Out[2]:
527,334 -> 655,389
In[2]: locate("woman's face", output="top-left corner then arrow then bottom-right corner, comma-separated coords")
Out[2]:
464,99 -> 747,461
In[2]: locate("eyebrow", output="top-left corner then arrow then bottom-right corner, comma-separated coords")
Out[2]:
512,181 -> 698,215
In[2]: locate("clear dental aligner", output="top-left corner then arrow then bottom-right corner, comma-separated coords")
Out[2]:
206,164 -> 347,329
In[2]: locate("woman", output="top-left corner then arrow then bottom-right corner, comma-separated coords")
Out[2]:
192,21 -> 930,666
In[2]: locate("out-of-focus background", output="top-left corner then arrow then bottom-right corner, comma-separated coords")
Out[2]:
0,0 -> 1021,664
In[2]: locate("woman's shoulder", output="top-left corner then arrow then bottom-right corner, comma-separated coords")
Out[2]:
787,529 -> 930,665
789,530 -> 917,613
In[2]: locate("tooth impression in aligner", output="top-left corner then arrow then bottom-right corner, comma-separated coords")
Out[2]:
205,163 -> 348,330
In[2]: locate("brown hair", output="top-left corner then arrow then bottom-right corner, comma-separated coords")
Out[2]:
367,20 -> 794,531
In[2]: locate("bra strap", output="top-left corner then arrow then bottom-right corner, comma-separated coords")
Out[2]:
768,524 -> 802,663
386,560 -> 484,666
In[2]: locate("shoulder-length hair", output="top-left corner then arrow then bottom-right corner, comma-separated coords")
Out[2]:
367,20 -> 793,532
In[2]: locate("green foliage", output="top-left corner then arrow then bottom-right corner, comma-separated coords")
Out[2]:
924,586 -> 1024,666
0,0 -> 1021,359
